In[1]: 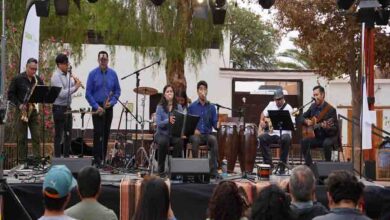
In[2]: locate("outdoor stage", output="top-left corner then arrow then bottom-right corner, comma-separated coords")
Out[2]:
4,171 -> 390,220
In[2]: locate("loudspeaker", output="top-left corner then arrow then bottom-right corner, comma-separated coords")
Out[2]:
364,160 -> 376,181
170,158 -> 210,183
51,157 -> 92,176
312,162 -> 353,185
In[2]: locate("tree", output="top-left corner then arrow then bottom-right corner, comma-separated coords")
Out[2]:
227,6 -> 280,69
276,48 -> 312,70
273,0 -> 390,170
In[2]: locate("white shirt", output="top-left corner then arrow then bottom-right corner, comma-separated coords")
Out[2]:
262,101 -> 294,136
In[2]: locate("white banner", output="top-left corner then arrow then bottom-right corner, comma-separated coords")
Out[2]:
361,76 -> 372,150
20,3 -> 40,73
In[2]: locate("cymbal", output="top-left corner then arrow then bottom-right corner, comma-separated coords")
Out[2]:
133,87 -> 158,96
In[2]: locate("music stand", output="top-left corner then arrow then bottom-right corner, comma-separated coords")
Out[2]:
268,110 -> 295,174
28,85 -> 61,160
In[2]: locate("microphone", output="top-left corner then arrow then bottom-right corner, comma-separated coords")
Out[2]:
157,59 -> 161,66
68,65 -> 73,75
311,97 -> 316,102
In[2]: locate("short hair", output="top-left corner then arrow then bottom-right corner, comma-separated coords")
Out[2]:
325,170 -> 365,205
77,166 -> 101,198
313,85 -> 325,94
26,58 -> 38,65
134,176 -> 170,220
208,181 -> 245,220
251,184 -> 294,220
289,165 -> 316,202
43,188 -> 68,211
55,54 -> 69,65
197,80 -> 208,90
98,51 -> 109,59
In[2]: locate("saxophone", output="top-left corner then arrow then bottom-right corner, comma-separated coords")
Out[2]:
20,75 -> 38,123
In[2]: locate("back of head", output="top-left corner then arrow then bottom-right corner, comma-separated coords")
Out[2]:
77,166 -> 101,198
251,184 -> 294,220
289,165 -> 316,202
134,176 -> 169,220
208,181 -> 245,220
325,170 -> 364,205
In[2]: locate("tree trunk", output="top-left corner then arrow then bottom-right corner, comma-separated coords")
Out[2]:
165,57 -> 187,94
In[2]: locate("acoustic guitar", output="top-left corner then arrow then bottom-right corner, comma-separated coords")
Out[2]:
302,117 -> 334,139
258,117 -> 273,135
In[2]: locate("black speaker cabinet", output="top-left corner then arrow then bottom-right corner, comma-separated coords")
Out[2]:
312,161 -> 353,184
364,160 -> 376,181
51,157 -> 92,177
170,158 -> 210,183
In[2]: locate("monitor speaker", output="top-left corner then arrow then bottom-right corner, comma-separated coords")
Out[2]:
170,158 -> 210,183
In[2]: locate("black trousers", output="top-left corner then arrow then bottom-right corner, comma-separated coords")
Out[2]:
154,133 -> 183,173
258,133 -> 291,165
189,134 -> 219,175
52,105 -> 72,158
92,107 -> 113,164
301,136 -> 338,165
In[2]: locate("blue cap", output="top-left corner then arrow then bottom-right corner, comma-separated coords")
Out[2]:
43,165 -> 77,198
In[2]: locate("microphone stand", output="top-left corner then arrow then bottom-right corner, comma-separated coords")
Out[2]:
121,60 -> 160,168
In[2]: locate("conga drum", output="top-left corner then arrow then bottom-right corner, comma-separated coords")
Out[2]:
217,123 -> 228,169
238,123 -> 258,173
224,123 -> 239,173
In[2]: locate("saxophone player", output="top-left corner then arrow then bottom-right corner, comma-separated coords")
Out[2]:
51,54 -> 82,158
8,58 -> 44,164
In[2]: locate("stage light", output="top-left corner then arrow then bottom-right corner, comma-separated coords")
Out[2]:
151,0 -> 165,6
193,0 -> 208,20
54,0 -> 69,16
35,0 -> 50,17
209,0 -> 227,25
258,0 -> 275,9
336,0 -> 355,10
358,0 -> 382,27
375,8 -> 390,25
215,0 -> 226,7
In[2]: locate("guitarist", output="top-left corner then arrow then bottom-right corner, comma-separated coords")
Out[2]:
258,89 -> 294,174
301,85 -> 338,166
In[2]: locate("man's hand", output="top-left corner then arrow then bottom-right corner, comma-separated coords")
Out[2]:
96,106 -> 104,116
194,129 -> 201,135
259,120 -> 266,129
104,101 -> 111,109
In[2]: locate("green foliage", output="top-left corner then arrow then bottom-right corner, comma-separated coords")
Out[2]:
277,48 -> 312,70
227,5 -> 280,69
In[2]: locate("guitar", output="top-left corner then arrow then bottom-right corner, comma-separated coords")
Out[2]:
302,117 -> 334,138
258,117 -> 273,135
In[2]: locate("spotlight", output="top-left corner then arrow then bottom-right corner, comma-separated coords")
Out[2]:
358,0 -> 382,27
151,0 -> 165,6
258,0 -> 275,9
336,0 -> 355,10
35,0 -> 50,17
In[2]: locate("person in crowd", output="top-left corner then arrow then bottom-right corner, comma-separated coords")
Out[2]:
257,89 -> 294,174
207,181 -> 248,220
288,165 -> 328,220
134,175 -> 176,220
188,80 -> 219,178
176,89 -> 190,112
251,184 -> 296,220
154,85 -> 183,176
313,170 -> 370,220
38,165 -> 77,220
65,166 -> 117,220
86,51 -> 121,167
8,58 -> 44,164
300,85 -> 338,166
51,54 -> 82,158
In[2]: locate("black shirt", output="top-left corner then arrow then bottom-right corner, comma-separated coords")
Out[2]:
302,101 -> 338,138
8,72 -> 44,107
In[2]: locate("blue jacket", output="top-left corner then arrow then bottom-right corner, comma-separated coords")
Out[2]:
156,104 -> 183,136
188,100 -> 217,134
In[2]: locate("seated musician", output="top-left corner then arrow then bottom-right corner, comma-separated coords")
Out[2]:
258,89 -> 293,174
155,85 -> 183,177
188,81 -> 219,178
300,85 -> 338,166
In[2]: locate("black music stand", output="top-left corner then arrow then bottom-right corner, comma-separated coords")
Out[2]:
268,110 -> 295,174
29,85 -> 61,161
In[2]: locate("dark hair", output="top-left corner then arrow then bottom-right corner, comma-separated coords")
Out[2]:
197,80 -> 208,90
289,165 -> 316,202
43,187 -> 69,211
55,54 -> 69,65
176,89 -> 188,108
208,181 -> 245,220
251,184 -> 295,220
325,170 -> 365,205
26,58 -> 38,65
77,166 -> 101,198
158,85 -> 178,113
134,176 -> 170,220
313,85 -> 325,94
98,51 -> 109,59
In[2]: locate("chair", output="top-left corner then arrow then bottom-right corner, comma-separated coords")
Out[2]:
148,141 -> 175,175
186,143 -> 209,158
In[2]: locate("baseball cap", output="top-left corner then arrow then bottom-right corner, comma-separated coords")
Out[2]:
43,165 -> 77,198
273,89 -> 284,100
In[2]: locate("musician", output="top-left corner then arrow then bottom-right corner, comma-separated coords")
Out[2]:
188,80 -> 219,178
86,51 -> 121,167
258,89 -> 293,174
155,85 -> 183,176
8,58 -> 44,164
51,54 -> 82,158
301,85 -> 338,166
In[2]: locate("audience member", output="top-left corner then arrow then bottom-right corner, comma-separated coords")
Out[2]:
65,166 -> 117,220
251,184 -> 296,220
207,181 -> 248,220
38,165 -> 77,220
313,170 -> 370,220
288,165 -> 328,220
134,176 -> 176,220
